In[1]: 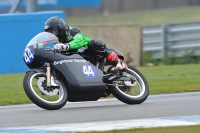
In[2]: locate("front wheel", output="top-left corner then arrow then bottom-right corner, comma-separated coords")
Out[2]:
23,70 -> 68,110
108,65 -> 149,104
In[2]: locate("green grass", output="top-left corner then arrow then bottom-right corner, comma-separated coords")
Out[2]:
67,6 -> 200,26
136,64 -> 200,94
79,125 -> 200,133
0,64 -> 200,105
0,73 -> 31,105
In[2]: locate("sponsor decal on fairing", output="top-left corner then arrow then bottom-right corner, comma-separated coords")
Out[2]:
53,59 -> 87,65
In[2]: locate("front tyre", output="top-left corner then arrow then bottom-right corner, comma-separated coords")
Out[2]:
23,71 -> 68,110
109,65 -> 149,104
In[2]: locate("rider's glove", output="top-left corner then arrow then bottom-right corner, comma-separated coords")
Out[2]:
54,43 -> 70,52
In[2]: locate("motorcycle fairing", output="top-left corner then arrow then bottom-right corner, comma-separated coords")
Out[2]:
51,54 -> 107,102
24,32 -> 107,101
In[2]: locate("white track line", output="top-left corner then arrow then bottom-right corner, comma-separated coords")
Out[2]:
1,115 -> 200,133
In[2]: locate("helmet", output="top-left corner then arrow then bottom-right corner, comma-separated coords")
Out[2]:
44,16 -> 66,36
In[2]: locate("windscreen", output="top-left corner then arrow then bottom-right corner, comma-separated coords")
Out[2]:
26,32 -> 59,48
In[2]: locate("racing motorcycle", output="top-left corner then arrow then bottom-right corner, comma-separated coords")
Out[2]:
23,32 -> 149,110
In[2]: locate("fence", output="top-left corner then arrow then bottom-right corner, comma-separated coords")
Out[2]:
142,22 -> 200,61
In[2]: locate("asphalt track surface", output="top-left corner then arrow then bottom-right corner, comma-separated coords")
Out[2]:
0,92 -> 200,128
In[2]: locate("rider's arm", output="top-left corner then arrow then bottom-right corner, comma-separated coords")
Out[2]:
68,33 -> 84,50
66,27 -> 85,50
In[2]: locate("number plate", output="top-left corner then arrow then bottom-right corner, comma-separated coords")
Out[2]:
83,65 -> 97,79
23,47 -> 35,64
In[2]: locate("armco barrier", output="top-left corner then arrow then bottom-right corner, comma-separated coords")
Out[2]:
143,22 -> 200,60
0,11 -> 65,74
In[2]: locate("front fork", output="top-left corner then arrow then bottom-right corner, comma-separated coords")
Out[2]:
46,63 -> 51,87
46,63 -> 59,87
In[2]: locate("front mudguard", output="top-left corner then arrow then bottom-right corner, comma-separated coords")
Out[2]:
26,68 -> 46,74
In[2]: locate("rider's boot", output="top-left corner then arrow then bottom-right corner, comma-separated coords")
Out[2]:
106,51 -> 128,72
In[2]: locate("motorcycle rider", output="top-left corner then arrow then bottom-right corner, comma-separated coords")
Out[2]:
44,16 -> 128,72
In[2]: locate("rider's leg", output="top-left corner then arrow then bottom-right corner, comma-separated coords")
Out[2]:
88,40 -> 128,72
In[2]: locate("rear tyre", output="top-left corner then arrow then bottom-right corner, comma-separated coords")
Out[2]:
109,65 -> 149,104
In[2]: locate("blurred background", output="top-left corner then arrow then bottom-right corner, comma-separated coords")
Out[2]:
2,0 -> 200,25
1,0 -> 200,73
1,2 -> 200,132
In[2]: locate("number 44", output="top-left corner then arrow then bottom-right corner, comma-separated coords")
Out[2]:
24,48 -> 34,63
83,66 -> 94,76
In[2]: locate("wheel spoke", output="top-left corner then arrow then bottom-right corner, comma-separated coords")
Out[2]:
115,68 -> 146,98
30,73 -> 64,104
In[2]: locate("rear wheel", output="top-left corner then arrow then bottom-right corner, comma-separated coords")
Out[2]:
23,71 -> 68,110
108,65 -> 149,104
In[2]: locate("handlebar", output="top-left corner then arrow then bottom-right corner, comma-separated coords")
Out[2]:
45,47 -> 85,55
45,47 -> 75,55
45,48 -> 54,52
